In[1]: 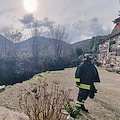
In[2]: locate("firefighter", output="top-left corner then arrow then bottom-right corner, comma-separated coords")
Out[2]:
75,53 -> 100,113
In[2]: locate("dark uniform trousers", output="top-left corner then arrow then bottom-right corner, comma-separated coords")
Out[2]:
76,88 -> 90,108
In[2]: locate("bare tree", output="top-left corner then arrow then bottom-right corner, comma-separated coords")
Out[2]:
48,25 -> 69,58
28,26 -> 42,58
25,21 -> 48,73
2,26 -> 22,58
0,27 -> 23,85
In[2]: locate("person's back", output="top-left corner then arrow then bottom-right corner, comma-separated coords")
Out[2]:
75,53 -> 100,113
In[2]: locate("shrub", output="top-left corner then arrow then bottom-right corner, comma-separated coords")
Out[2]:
64,101 -> 79,118
19,79 -> 72,120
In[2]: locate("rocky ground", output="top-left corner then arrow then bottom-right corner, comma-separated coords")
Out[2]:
0,66 -> 120,120
0,106 -> 29,120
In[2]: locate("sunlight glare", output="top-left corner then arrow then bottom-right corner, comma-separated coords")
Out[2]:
24,0 -> 37,13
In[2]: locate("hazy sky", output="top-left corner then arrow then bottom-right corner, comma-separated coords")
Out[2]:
0,0 -> 120,43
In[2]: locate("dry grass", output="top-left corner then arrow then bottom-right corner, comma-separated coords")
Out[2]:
18,78 -> 72,120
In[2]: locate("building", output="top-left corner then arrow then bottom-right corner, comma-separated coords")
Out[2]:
109,25 -> 120,67
98,23 -> 120,70
98,38 -> 110,66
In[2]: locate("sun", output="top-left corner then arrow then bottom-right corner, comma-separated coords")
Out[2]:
23,0 -> 37,13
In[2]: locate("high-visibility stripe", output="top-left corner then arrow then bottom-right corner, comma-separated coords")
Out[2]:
76,104 -> 81,107
82,100 -> 85,103
78,84 -> 90,90
76,101 -> 84,105
75,78 -> 80,82
76,101 -> 79,104
76,101 -> 84,108
76,101 -> 80,104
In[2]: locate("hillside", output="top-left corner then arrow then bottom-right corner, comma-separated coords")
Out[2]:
18,36 -> 72,56
18,37 -> 91,56
0,35 -> 72,56
71,35 -> 110,53
71,39 -> 91,52
0,34 -> 14,55
0,34 -> 110,57
0,34 -> 90,55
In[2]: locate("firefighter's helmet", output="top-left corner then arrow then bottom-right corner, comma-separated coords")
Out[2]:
84,53 -> 94,61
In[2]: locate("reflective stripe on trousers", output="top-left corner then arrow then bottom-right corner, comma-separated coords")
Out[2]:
76,100 -> 84,107
76,84 -> 90,90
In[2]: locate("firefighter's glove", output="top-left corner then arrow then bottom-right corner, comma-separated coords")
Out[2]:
89,84 -> 97,99
89,91 -> 95,99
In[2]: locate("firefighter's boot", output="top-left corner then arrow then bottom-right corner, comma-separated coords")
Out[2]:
81,105 -> 88,113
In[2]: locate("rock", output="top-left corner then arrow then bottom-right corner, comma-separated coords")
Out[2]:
67,115 -> 75,120
0,86 -> 5,93
0,106 -> 29,120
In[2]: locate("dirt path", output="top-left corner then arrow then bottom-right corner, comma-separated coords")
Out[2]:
0,67 -> 120,120
44,67 -> 120,120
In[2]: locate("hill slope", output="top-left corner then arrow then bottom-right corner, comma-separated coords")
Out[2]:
0,34 -> 110,56
18,36 -> 72,56
71,39 -> 90,52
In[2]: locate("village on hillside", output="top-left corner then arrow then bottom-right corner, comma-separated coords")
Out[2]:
97,17 -> 120,72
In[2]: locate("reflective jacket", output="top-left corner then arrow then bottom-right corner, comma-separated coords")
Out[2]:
75,61 -> 100,90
